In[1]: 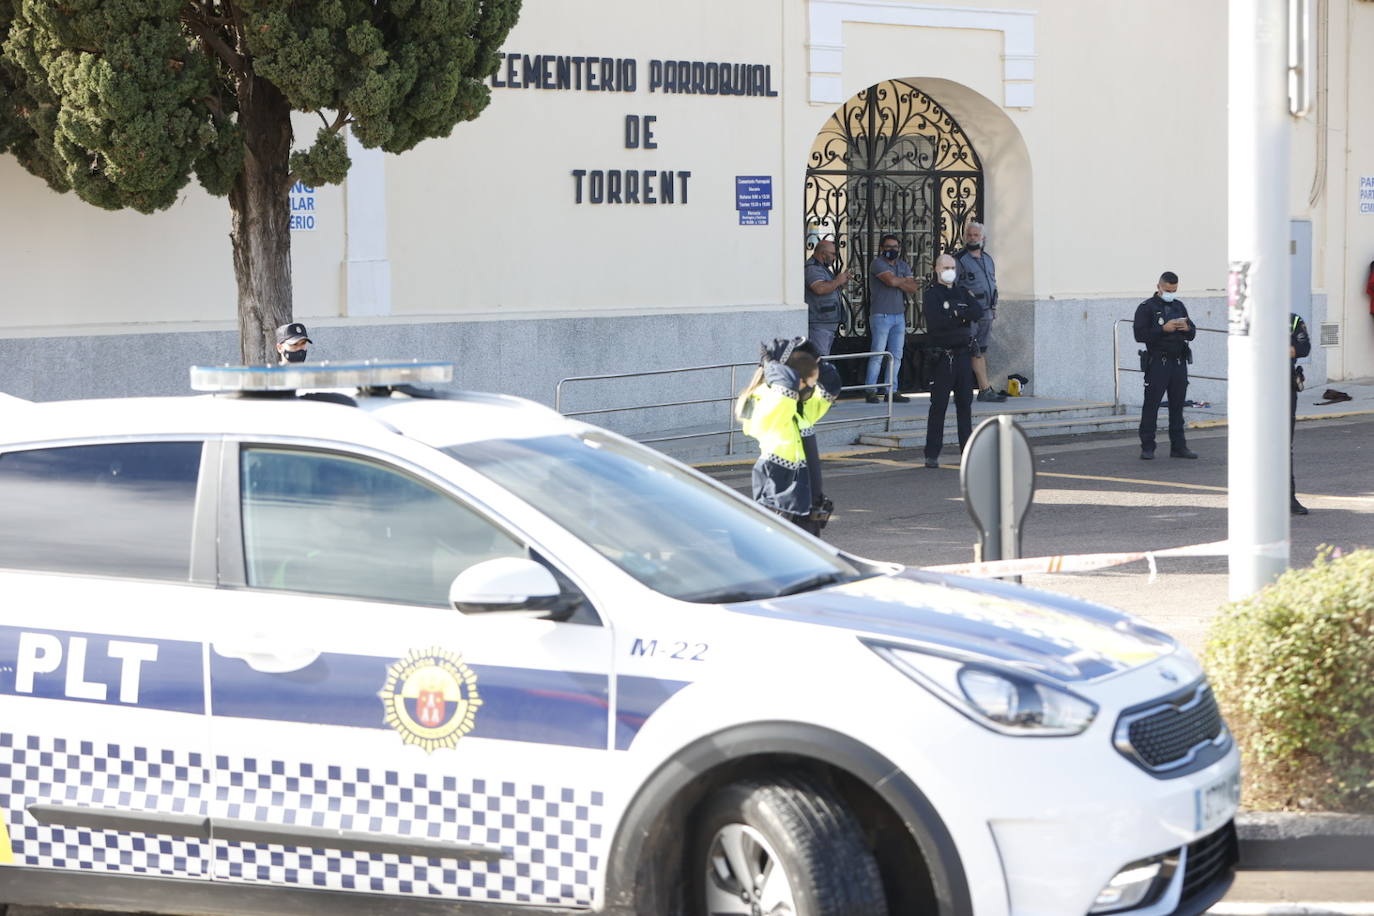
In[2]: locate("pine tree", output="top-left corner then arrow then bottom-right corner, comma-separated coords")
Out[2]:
0,0 -> 520,362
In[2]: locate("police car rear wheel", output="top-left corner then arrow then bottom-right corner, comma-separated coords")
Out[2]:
692,774 -> 888,916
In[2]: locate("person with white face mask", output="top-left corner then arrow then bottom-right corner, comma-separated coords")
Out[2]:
1132,270 -> 1197,460
920,253 -> 984,468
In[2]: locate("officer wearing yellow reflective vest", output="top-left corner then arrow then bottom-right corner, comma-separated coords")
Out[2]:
736,338 -> 842,534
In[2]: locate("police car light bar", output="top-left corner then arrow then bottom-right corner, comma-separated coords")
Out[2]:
190,360 -> 454,392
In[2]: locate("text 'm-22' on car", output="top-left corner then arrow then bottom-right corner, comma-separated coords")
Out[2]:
0,361 -> 1239,916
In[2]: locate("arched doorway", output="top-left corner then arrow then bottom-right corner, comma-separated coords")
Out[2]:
804,79 -> 984,342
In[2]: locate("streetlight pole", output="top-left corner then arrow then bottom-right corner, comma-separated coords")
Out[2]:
1228,0 -> 1293,598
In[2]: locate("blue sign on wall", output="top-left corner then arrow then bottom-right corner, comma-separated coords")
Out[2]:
739,209 -> 769,226
736,176 -> 772,211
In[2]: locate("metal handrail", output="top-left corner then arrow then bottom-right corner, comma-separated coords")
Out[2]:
1112,318 -> 1228,408
555,350 -> 898,454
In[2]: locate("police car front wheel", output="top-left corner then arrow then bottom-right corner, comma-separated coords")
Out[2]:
692,775 -> 889,916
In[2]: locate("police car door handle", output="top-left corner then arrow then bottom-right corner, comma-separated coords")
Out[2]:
212,637 -> 321,674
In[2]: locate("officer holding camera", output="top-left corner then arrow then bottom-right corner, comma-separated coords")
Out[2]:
1133,271 -> 1197,460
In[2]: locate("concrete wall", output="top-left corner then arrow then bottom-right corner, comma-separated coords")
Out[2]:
0,0 -> 1367,417
0,306 -> 804,438
0,112 -> 344,328
1330,0 -> 1374,380
385,0 -> 790,318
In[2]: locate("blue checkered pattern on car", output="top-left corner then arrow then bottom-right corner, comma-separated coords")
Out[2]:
0,733 -> 604,906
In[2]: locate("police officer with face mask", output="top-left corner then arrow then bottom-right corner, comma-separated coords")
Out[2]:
921,253 -> 983,468
1133,271 -> 1197,460
275,322 -> 312,364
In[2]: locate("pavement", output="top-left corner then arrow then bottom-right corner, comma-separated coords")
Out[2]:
696,384 -> 1374,891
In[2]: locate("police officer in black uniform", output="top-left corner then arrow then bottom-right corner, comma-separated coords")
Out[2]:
275,322 -> 312,363
1289,312 -> 1312,515
1133,271 -> 1197,460
921,253 -> 983,468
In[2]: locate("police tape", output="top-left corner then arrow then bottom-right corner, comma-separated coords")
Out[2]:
923,539 -> 1234,580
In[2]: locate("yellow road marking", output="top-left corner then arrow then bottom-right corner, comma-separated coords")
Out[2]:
831,456 -> 1217,493
1037,470 -> 1229,492
719,450 -> 1363,502
828,456 -> 931,469
830,455 -> 1369,502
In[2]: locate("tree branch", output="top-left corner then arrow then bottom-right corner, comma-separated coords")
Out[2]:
181,9 -> 246,75
283,111 -> 353,190
308,109 -> 354,137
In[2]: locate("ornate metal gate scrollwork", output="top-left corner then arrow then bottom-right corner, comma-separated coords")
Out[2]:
804,80 -> 984,337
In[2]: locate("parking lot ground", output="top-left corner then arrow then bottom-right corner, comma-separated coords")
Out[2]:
1217,871 -> 1374,910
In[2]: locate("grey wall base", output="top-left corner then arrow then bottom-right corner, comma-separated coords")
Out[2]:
993,295 -> 1328,408
0,307 -> 808,440
4,296 -> 1330,451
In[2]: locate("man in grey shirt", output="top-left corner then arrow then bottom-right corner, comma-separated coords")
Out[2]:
954,221 -> 1006,402
865,234 -> 919,403
804,239 -> 851,356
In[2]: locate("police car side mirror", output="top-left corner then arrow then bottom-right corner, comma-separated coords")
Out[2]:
449,558 -> 567,619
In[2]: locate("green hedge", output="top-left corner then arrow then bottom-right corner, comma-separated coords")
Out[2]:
1204,548 -> 1374,812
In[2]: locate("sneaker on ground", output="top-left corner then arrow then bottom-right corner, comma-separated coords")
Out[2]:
892,393 -> 911,404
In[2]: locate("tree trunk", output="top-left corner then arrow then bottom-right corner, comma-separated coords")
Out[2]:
229,74 -> 294,364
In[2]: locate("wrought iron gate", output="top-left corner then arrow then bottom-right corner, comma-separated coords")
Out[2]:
804,80 -> 984,337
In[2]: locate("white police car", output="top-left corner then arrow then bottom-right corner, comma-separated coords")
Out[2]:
0,362 -> 1240,916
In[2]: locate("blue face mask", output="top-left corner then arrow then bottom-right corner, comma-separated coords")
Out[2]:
1160,291 -> 1176,303
882,249 -> 898,260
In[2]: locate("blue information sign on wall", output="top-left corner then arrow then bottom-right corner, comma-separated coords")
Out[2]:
736,176 -> 772,211
739,209 -> 769,226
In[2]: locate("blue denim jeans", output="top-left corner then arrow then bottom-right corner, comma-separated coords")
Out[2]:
864,313 -> 905,390
806,323 -> 837,356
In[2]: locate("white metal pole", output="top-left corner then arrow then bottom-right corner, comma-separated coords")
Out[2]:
998,414 -> 1017,561
1228,0 -> 1292,599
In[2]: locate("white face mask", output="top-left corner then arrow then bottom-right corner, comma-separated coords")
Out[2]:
1160,291 -> 1176,302
939,269 -> 957,284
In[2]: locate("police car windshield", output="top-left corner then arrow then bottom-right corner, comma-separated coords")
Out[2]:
444,433 -> 859,602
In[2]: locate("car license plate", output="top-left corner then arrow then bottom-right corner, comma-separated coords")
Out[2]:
1195,770 -> 1240,833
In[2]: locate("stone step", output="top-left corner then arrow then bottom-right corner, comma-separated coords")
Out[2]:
858,403 -> 1136,448
638,397 -> 1135,461
875,400 -> 1124,429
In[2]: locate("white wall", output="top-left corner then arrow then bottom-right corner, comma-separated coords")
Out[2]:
0,111 -> 344,330
384,0 -> 790,318
2,0 -> 1369,383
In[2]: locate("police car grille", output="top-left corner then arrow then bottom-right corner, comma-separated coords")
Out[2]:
1181,821 -> 1238,902
1124,686 -> 1223,768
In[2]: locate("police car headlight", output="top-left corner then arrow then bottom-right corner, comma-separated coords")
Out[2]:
869,643 -> 1097,736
